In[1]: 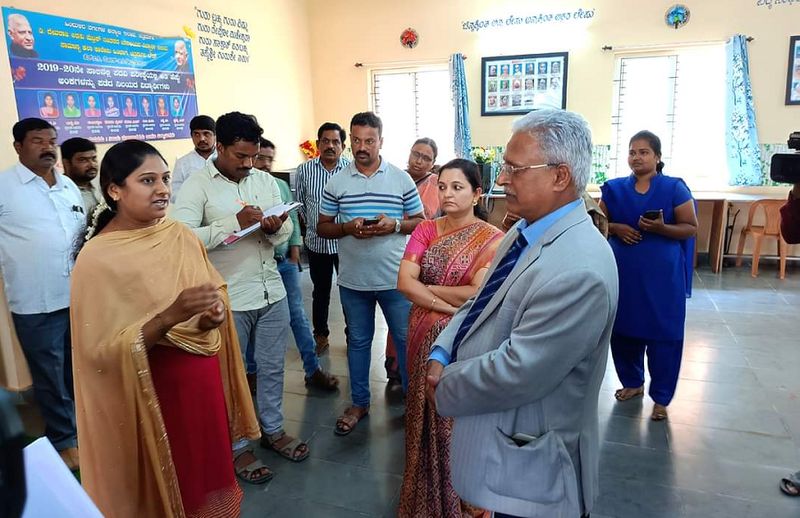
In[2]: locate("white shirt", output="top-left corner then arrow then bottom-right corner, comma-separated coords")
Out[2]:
171,160 -> 292,311
171,149 -> 215,202
0,164 -> 86,314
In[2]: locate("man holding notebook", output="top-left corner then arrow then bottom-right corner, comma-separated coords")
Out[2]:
173,112 -> 310,483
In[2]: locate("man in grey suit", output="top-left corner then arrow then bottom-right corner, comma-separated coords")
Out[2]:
426,109 -> 618,518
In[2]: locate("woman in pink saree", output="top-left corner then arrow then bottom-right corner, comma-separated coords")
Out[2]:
397,159 -> 503,517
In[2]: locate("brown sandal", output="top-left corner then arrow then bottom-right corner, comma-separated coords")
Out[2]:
305,369 -> 339,391
334,406 -> 369,436
233,449 -> 273,484
261,431 -> 310,462
651,404 -> 668,421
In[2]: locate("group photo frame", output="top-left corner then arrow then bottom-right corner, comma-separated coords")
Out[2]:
785,35 -> 800,105
481,52 -> 568,116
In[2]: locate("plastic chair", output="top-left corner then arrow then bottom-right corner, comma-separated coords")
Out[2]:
735,200 -> 788,279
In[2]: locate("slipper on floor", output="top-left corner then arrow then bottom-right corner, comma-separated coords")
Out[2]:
262,431 -> 310,463
334,406 -> 369,436
651,405 -> 668,421
233,449 -> 273,485
305,369 -> 339,391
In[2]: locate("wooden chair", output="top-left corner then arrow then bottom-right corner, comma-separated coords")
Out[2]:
735,200 -> 788,279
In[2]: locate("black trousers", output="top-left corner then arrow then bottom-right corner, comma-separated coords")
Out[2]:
306,249 -> 339,337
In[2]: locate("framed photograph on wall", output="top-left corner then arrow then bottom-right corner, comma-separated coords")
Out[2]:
481,52 -> 568,116
786,35 -> 800,105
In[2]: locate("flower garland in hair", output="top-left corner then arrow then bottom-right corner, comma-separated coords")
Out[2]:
84,200 -> 109,241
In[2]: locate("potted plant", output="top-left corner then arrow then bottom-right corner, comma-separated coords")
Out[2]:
471,146 -> 496,193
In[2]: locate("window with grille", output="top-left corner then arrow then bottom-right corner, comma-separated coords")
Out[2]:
610,45 -> 727,189
370,66 -> 455,168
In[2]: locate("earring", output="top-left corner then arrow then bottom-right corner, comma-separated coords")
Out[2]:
472,200 -> 478,206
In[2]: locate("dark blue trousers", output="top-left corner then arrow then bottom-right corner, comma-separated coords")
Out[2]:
12,308 -> 77,451
610,332 -> 684,406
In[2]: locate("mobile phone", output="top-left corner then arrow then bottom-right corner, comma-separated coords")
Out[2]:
362,218 -> 380,226
642,210 -> 661,220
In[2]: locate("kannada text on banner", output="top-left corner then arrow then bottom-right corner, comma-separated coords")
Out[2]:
3,7 -> 199,143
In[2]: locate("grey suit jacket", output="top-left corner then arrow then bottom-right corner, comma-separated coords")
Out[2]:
434,203 -> 619,518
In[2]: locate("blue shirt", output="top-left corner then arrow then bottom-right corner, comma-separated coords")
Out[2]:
0,164 -> 86,314
320,159 -> 423,291
429,198 -> 583,366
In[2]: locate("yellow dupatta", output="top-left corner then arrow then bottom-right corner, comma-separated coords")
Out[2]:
0,274 -> 32,391
70,219 -> 259,518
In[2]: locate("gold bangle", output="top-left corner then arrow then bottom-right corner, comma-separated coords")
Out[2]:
431,297 -> 437,310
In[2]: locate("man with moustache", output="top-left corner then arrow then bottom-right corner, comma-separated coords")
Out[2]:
0,118 -> 85,471
61,137 -> 101,222
317,112 -> 424,435
6,13 -> 38,58
174,112 -> 309,481
171,115 -> 216,201
426,110 -> 618,518
295,122 -> 350,354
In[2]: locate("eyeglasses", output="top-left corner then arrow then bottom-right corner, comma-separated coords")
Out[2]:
498,162 -> 560,177
410,150 -> 434,163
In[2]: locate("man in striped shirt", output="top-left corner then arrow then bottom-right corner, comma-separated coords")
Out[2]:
317,112 -> 424,435
295,122 -> 350,354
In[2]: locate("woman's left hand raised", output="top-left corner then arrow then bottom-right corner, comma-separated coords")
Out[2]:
198,300 -> 226,330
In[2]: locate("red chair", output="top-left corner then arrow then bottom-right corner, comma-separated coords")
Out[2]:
735,200 -> 788,279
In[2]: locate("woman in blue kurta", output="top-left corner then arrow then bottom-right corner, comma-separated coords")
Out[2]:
599,131 -> 698,421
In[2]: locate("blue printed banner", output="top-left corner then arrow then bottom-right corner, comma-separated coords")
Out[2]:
3,7 -> 198,143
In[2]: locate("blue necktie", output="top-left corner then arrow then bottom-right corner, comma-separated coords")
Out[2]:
450,232 -> 528,362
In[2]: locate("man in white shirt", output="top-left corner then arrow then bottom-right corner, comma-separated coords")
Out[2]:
170,115 -> 216,201
0,118 -> 85,471
173,112 -> 308,482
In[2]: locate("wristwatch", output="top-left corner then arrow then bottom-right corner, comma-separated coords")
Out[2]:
394,218 -> 402,233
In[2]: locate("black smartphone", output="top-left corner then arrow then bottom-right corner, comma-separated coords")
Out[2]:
642,210 -> 661,220
362,218 -> 380,226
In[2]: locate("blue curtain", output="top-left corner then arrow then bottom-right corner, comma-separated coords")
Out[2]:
450,53 -> 472,159
725,35 -> 762,186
